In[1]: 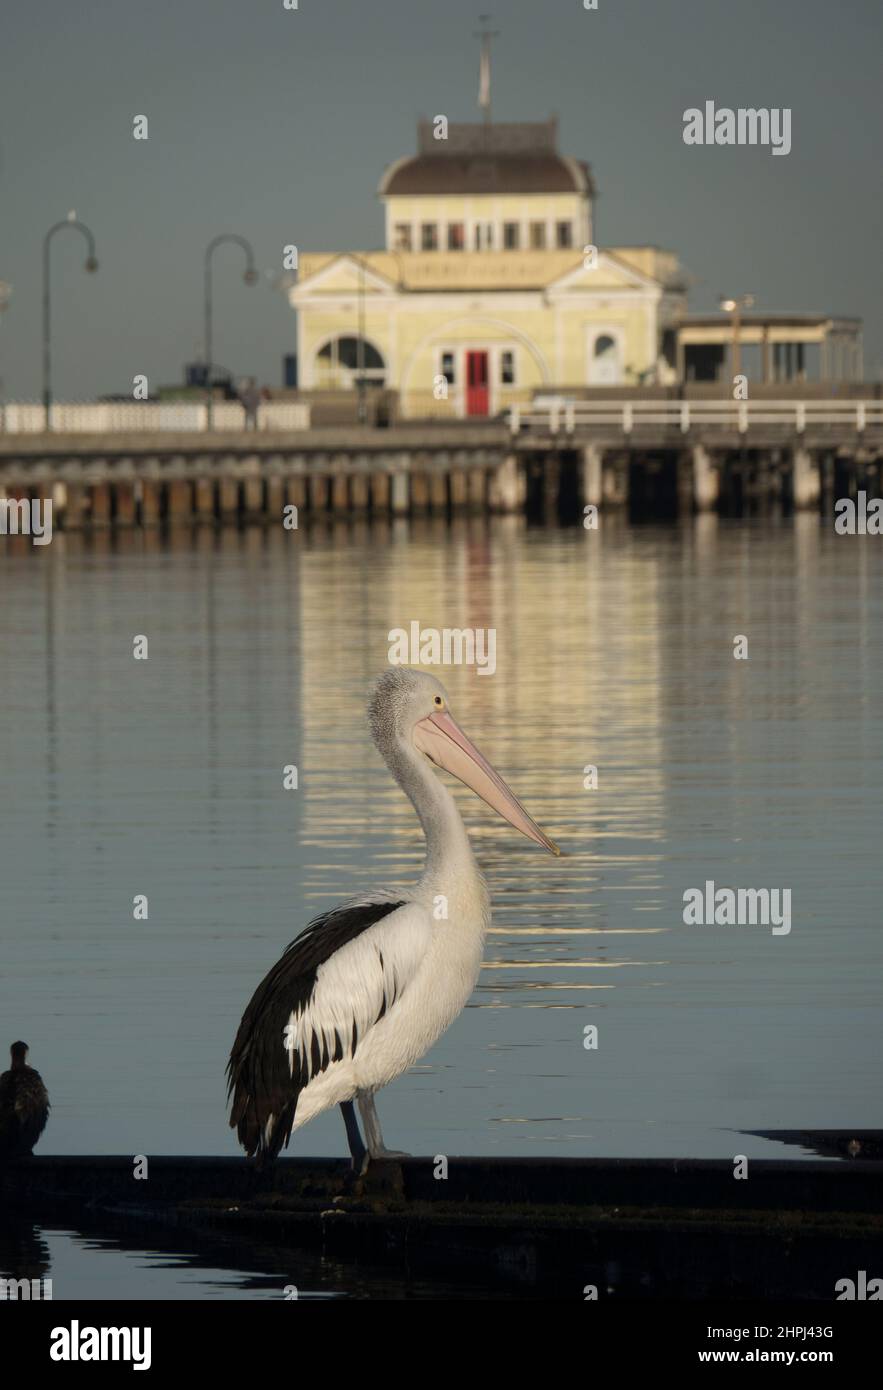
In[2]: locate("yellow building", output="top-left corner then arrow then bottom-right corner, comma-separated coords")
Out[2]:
291,117 -> 688,418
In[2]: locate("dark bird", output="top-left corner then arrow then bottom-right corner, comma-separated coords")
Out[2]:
0,1042 -> 50,1158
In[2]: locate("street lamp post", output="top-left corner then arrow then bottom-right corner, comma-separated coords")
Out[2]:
43,213 -> 99,429
204,234 -> 258,430
352,253 -> 368,425
0,280 -> 11,431
719,293 -> 755,382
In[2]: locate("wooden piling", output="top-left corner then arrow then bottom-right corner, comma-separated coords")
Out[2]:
410,472 -> 430,515
449,470 -> 467,511
243,477 -> 264,517
350,473 -> 370,512
114,483 -> 137,526
141,480 -> 162,526
58,483 -> 85,525
429,471 -> 448,514
218,478 -> 239,519
309,473 -> 329,513
371,472 -> 390,513
90,483 -> 112,527
195,479 -> 215,522
467,469 -> 486,510
266,476 -> 285,523
331,472 -> 349,512
168,480 -> 193,523
286,477 -> 306,513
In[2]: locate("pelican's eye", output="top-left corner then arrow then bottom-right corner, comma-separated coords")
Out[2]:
433,695 -> 444,708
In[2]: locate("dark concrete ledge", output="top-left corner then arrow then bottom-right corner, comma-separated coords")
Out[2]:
3,1152 -> 881,1213
3,1151 -> 880,1298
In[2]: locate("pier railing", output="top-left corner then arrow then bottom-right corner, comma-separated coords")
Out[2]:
509,399 -> 883,438
0,401 -> 311,433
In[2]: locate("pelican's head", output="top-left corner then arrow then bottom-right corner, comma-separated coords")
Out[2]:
368,668 -> 560,855
10,1041 -> 29,1067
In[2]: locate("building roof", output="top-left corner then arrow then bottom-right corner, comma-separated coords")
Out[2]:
677,313 -> 862,346
378,118 -> 595,197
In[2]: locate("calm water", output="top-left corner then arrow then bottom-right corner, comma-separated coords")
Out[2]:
1,512 -> 881,1179
0,1216 -> 505,1300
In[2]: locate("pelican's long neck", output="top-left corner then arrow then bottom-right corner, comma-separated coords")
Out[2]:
387,738 -> 479,888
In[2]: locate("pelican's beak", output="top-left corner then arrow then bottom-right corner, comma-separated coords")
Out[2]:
414,709 -> 561,855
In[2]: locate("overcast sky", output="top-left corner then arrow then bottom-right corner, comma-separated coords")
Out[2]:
2,0 -> 881,399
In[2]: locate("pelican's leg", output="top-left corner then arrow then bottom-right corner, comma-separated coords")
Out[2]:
356,1091 -> 410,1161
339,1100 -> 366,1171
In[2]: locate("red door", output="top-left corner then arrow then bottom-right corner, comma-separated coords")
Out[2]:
465,350 -> 489,416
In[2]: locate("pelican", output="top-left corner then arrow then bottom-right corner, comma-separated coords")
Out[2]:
0,1042 -> 50,1158
227,668 -> 560,1168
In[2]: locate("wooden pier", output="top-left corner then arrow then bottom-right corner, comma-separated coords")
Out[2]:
1,399 -> 881,529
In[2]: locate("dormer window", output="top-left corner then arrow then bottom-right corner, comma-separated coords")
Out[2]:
529,221 -> 546,249
503,222 -> 520,250
421,223 -> 439,251
393,223 -> 412,251
556,221 -> 573,248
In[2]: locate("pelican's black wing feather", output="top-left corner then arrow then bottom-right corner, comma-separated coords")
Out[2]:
226,900 -> 405,1164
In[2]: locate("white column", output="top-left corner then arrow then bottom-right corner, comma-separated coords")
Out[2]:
692,445 -> 718,511
792,448 -> 819,508
489,453 -> 520,512
391,471 -> 409,515
582,445 -> 602,507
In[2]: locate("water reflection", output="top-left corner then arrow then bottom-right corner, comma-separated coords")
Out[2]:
0,1216 -> 503,1300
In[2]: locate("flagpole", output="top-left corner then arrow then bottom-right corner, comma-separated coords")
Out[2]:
474,15 -> 499,129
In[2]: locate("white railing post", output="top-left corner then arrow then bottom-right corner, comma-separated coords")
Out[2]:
550,402 -> 560,435
796,402 -> 806,434
857,402 -> 866,432
623,402 -> 633,434
680,402 -> 690,433
509,404 -> 520,435
565,401 -> 575,434
738,402 -> 748,434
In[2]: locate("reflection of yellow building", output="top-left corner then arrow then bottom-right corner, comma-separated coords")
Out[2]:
291,116 -> 687,419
